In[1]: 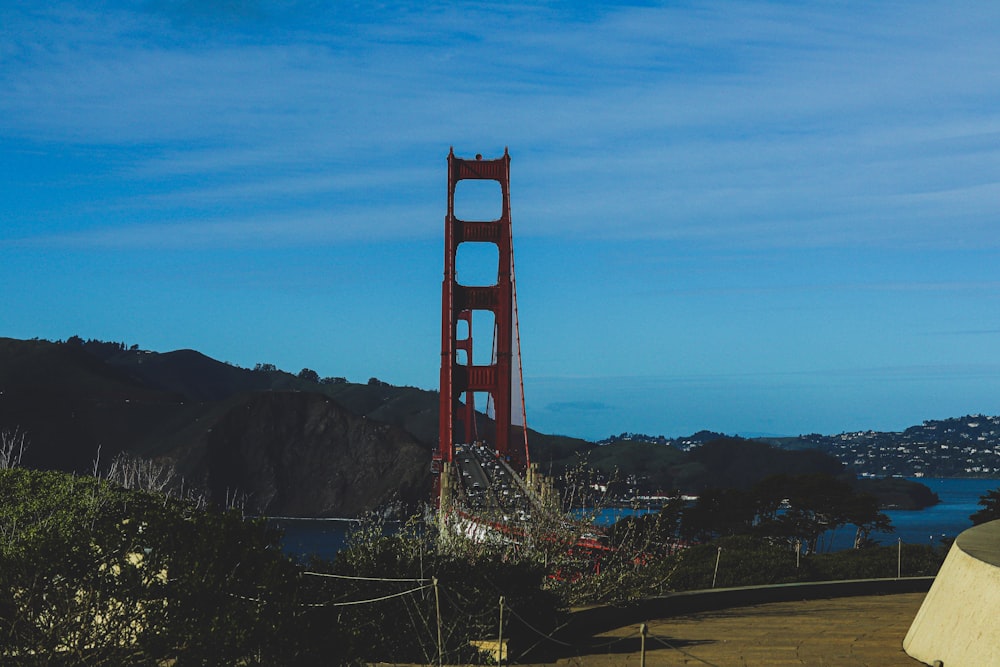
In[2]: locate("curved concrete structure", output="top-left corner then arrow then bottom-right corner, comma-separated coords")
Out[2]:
904,519 -> 1000,666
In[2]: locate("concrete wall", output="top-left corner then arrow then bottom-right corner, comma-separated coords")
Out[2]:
904,519 -> 1000,667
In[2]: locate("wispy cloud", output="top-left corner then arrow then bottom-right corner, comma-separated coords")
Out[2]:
4,203 -> 440,249
6,2 -> 1000,250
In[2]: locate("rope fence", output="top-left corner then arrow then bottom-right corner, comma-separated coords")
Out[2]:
503,597 -> 724,666
650,629 -> 722,667
233,538 -> 936,665
234,575 -> 916,667
502,602 -> 573,649
301,570 -> 432,583
303,583 -> 435,608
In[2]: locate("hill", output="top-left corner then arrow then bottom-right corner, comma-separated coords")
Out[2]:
0,337 -> 435,515
0,336 -> 949,515
0,337 -> 599,516
757,417 -> 1000,478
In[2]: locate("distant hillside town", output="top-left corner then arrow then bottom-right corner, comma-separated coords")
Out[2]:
799,415 -> 1000,478
601,415 -> 1000,479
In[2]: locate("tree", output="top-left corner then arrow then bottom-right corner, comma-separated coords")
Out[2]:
971,488 -> 1000,525
680,487 -> 756,541
760,474 -> 855,554
0,468 -> 308,665
679,474 -> 893,553
842,492 -> 893,548
105,451 -> 177,495
615,497 -> 685,551
0,429 -> 27,469
297,368 -> 320,383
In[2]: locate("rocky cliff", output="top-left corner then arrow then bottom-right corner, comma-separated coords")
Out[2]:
203,392 -> 430,516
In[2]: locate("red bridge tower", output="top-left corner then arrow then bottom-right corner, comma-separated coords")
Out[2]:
437,148 -> 529,486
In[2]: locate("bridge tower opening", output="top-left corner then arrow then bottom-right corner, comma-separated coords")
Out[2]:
436,148 -> 530,499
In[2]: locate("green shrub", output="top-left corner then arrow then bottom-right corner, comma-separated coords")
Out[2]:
667,535 -> 805,590
805,543 -> 945,580
307,517 -> 565,665
0,468 -> 308,665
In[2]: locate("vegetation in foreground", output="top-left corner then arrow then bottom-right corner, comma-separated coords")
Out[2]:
2,461 -> 982,665
0,465 -> 562,665
0,468 -> 306,665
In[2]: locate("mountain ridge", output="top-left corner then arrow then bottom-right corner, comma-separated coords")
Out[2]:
0,337 -> 989,515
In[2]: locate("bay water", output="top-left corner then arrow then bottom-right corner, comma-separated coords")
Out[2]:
866,477 -> 999,549
274,478 -> 999,560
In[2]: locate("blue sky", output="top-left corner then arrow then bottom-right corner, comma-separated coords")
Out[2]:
3,1 -> 1000,441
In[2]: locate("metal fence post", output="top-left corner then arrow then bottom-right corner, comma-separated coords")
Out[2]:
640,623 -> 647,667
498,595 -> 505,666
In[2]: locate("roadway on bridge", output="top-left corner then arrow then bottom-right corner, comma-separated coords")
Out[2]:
453,442 -> 531,519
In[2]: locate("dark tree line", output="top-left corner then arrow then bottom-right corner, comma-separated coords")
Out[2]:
687,473 -> 892,552
611,473 -> 892,557
971,487 -> 1000,525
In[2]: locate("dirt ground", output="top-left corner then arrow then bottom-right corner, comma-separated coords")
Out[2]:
517,592 -> 928,667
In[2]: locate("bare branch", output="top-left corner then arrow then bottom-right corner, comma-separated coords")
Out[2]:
0,428 -> 28,469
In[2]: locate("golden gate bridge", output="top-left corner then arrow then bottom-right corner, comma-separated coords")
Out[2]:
433,148 -> 558,528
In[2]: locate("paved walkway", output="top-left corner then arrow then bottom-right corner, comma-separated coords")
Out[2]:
523,592 -> 927,666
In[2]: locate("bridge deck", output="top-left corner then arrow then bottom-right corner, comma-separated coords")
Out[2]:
452,443 -> 533,520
